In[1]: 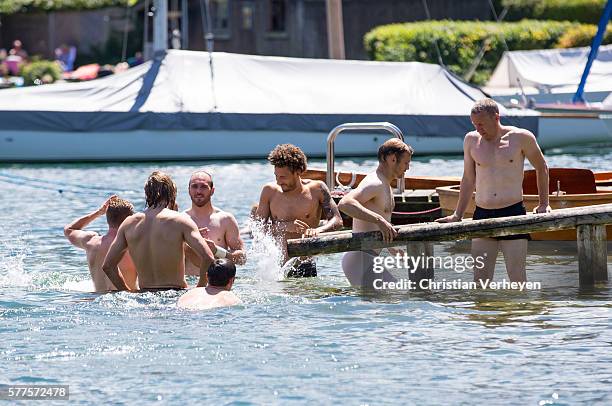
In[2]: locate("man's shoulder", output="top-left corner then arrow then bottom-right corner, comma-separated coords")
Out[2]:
84,233 -> 104,249
360,172 -> 385,188
303,178 -> 328,192
213,208 -> 238,224
505,125 -> 534,138
464,131 -> 480,142
122,212 -> 144,227
262,182 -> 281,194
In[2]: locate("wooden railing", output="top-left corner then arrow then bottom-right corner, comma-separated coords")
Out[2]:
287,204 -> 612,287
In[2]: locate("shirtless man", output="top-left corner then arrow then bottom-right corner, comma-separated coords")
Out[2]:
184,169 -> 246,276
338,139 -> 413,287
437,98 -> 550,283
64,195 -> 137,292
256,144 -> 343,277
102,171 -> 215,290
177,259 -> 241,310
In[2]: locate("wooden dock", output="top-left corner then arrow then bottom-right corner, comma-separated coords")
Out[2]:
287,204 -> 612,287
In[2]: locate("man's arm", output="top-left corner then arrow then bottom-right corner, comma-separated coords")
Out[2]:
101,221 -> 130,291
182,217 -> 215,287
437,135 -> 476,222
338,182 -> 397,243
223,214 -> 247,265
522,130 -> 551,213
255,184 -> 273,222
314,182 -> 343,234
64,195 -> 116,248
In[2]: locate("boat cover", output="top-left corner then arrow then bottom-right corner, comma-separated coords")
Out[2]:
486,45 -> 612,97
0,50 -> 537,136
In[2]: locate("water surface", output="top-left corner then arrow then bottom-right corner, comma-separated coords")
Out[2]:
1,146 -> 611,404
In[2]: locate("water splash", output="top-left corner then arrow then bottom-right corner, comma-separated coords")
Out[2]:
0,241 -> 32,287
245,218 -> 284,281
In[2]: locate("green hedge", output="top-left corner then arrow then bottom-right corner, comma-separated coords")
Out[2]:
21,60 -> 62,86
502,0 -> 607,24
364,19 -> 612,85
0,0 -> 138,14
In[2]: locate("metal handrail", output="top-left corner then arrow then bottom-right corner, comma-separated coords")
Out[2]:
326,122 -> 406,194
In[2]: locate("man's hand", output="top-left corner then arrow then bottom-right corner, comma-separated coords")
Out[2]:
294,220 -> 318,238
388,247 -> 405,256
436,213 -> 461,223
376,216 -> 397,243
98,195 -> 117,215
532,205 -> 552,214
204,238 -> 217,255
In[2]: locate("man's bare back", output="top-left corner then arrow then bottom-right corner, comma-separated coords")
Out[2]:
64,195 -> 137,293
84,234 -> 137,291
178,287 -> 241,310
103,171 -> 215,290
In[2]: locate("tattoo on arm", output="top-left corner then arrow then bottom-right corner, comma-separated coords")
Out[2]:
321,186 -> 335,221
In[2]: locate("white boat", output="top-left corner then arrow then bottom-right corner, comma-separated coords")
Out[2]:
485,45 -> 612,105
0,50 -> 609,162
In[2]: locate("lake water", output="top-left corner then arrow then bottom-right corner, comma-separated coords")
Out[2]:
1,145 -> 611,404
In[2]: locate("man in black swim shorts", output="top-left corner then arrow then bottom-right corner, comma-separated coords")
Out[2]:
437,99 -> 550,283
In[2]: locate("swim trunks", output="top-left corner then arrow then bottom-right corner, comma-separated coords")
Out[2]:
139,287 -> 187,292
472,201 -> 531,240
286,259 -> 317,277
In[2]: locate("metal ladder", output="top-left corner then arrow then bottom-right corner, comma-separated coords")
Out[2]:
326,122 -> 406,194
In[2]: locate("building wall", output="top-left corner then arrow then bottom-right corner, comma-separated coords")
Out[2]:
0,7 -> 130,58
1,0 -> 491,60
187,0 -> 492,59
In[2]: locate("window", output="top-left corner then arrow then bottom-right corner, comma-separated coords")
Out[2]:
210,0 -> 230,34
241,2 -> 254,30
268,0 -> 286,33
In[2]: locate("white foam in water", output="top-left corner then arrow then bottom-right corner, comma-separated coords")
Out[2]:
245,218 -> 285,281
62,279 -> 95,292
0,243 -> 32,288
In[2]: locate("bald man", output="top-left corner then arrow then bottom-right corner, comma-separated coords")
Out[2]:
184,169 -> 246,275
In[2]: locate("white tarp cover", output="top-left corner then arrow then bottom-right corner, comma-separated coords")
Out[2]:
487,45 -> 612,95
0,50 -> 537,136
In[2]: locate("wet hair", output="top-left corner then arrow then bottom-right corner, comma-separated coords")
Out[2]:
189,169 -> 213,188
471,98 -> 499,116
106,197 -> 134,228
144,171 -> 177,209
377,138 -> 414,163
207,259 -> 236,287
268,144 -> 307,173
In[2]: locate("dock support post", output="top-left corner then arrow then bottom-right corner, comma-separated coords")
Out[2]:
406,242 -> 434,283
577,224 -> 608,286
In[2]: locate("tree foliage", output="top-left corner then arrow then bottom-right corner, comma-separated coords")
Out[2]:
0,0 -> 139,14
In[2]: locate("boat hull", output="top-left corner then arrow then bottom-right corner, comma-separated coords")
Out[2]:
1,113 -> 610,162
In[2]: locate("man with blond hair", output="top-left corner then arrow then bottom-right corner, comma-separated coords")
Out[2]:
338,138 -> 413,287
64,195 -> 138,292
437,98 -> 550,283
103,171 -> 215,291
256,144 -> 343,277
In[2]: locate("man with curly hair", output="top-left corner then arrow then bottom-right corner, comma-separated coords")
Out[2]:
256,144 -> 343,277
